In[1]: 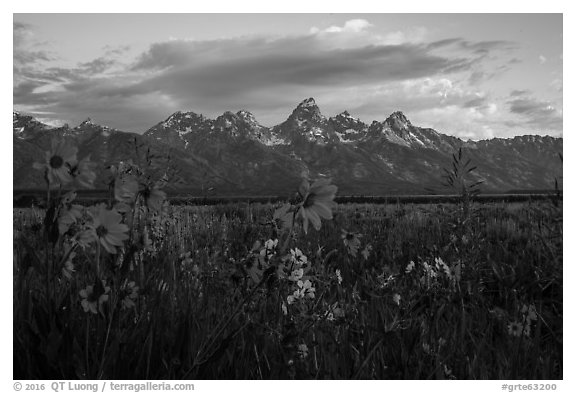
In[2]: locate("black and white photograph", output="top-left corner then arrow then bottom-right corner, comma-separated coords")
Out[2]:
11,6 -> 566,383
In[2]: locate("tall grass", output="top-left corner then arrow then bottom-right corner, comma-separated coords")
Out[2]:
13,199 -> 562,379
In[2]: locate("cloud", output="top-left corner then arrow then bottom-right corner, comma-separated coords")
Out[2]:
462,96 -> 487,108
510,89 -> 530,97
550,78 -> 562,92
102,44 -> 131,57
508,96 -> 562,131
458,40 -> 516,54
338,77 -> 502,139
313,19 -> 374,34
13,32 -> 483,131
13,22 -> 536,136
13,22 -> 55,67
311,20 -> 429,49
13,21 -> 32,46
125,32 -> 489,113
78,57 -> 118,75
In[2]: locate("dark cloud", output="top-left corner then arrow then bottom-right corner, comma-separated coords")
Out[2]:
425,38 -> 463,50
102,44 -> 131,56
425,38 -> 514,54
508,96 -> 562,131
79,57 -> 117,75
13,22 -> 55,66
13,79 -> 46,102
468,64 -> 510,85
124,36 -> 482,114
13,21 -> 31,46
458,40 -> 516,54
509,89 -> 530,97
462,97 -> 487,108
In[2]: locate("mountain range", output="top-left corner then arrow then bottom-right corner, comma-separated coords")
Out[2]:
13,98 -> 563,196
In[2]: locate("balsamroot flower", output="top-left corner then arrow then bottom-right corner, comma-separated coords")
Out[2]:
79,280 -> 110,314
91,206 -> 129,254
507,321 -> 524,337
73,225 -> 97,248
120,281 -> 139,309
33,139 -> 78,186
297,178 -> 337,233
341,229 -> 362,257
521,304 -> 538,323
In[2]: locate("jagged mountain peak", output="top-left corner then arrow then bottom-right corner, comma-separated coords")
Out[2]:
13,111 -> 52,139
160,110 -> 210,130
236,110 -> 260,125
293,97 -> 321,114
297,97 -> 317,108
218,111 -> 240,120
222,110 -> 236,116
13,105 -> 563,194
333,110 -> 364,123
289,97 -> 325,124
166,110 -> 197,120
75,117 -> 112,130
384,111 -> 412,131
215,111 -> 242,131
71,117 -> 117,138
78,117 -> 95,126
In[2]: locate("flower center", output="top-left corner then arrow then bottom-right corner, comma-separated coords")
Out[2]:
49,155 -> 64,169
302,193 -> 316,208
96,225 -> 108,238
87,290 -> 99,303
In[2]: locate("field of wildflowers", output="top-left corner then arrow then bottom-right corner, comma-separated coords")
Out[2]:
13,140 -> 562,379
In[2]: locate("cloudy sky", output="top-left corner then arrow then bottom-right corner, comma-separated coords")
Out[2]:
13,13 -> 563,139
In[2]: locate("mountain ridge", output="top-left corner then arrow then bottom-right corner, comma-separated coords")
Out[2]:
13,99 -> 563,195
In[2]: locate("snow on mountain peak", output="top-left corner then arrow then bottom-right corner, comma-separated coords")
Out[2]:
236,110 -> 260,126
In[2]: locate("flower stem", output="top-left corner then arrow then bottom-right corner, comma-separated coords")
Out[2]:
85,315 -> 90,378
95,240 -> 101,279
98,302 -> 115,379
280,209 -> 298,255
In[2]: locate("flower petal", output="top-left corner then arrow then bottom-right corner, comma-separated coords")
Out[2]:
307,208 -> 322,230
311,203 -> 333,220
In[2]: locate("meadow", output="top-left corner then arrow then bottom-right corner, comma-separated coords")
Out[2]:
13,140 -> 563,380
13,196 -> 562,379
